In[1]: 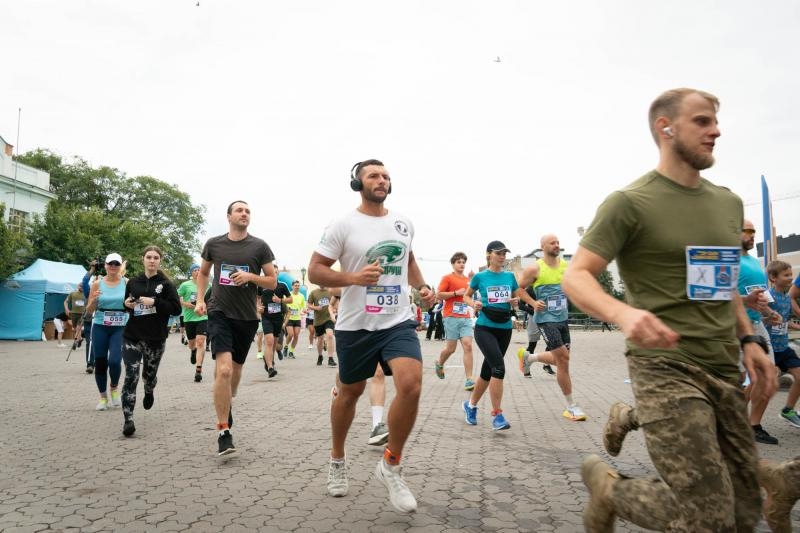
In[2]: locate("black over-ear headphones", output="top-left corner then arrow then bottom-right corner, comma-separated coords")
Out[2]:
349,160 -> 392,194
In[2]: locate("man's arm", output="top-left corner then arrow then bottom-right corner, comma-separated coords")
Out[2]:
194,259 -> 213,316
789,283 -> 800,318
307,252 -> 380,288
734,291 -> 778,402
64,295 -> 71,315
517,263 -> 545,312
562,245 -> 679,349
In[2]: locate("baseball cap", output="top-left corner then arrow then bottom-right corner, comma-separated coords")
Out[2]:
105,253 -> 123,264
189,263 -> 200,274
486,240 -> 510,253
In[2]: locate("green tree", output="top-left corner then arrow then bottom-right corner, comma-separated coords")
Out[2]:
18,149 -> 206,277
597,268 -> 626,301
0,204 -> 33,279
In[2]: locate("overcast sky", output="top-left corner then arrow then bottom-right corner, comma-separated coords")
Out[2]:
3,1 -> 799,284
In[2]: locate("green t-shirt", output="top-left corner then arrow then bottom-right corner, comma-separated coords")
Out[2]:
308,288 -> 332,324
67,290 -> 86,316
580,170 -> 743,380
178,279 -> 208,323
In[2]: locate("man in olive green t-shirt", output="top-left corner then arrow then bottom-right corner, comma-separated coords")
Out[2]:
308,285 -> 337,367
562,88 -> 777,532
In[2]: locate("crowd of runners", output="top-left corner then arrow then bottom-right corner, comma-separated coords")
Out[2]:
55,87 -> 800,531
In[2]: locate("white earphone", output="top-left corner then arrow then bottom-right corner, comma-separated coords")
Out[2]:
663,126 -> 674,137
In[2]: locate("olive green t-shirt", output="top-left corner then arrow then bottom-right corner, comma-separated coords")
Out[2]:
308,288 -> 333,324
580,170 -> 743,380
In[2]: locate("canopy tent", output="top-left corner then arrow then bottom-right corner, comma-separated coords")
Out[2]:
0,259 -> 87,340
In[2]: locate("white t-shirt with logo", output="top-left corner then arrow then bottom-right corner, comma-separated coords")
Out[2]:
316,209 -> 415,331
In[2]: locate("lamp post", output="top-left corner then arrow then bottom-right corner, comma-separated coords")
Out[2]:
300,267 -> 307,287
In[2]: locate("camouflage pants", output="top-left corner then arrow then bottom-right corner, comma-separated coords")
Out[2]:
612,356 -> 760,532
121,339 -> 165,422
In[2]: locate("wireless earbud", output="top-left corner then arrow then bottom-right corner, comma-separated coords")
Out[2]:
663,126 -> 673,137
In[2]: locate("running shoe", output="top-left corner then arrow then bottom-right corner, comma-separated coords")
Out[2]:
288,351 -> 296,359
464,378 -> 475,391
308,344 -> 314,350
267,367 -> 277,378
374,459 -> 417,513
327,458 -> 348,497
434,361 -> 445,379
256,351 -> 264,359
368,422 -> 390,446
463,400 -> 477,425
95,398 -> 108,411
563,405 -> 587,421
85,365 -> 94,374
779,408 -> 800,428
143,392 -> 154,410
122,419 -> 136,437
328,357 -> 337,367
542,364 -> 555,375
57,343 -> 66,348
516,348 -> 532,377
181,335 -> 189,345
277,348 -> 284,360
754,425 -> 779,445
217,430 -> 236,456
194,371 -> 203,382
492,412 -> 511,431
317,355 -> 323,366
110,390 -> 122,408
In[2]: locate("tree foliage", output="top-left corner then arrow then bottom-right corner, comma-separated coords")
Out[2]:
0,204 -> 33,279
16,149 -> 206,278
597,269 -> 626,301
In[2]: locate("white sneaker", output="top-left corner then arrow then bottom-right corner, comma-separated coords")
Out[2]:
256,352 -> 264,359
57,343 -> 66,348
563,404 -> 587,421
96,398 -> 108,411
327,458 -> 348,497
375,459 -> 417,513
308,344 -> 314,350
110,390 -> 122,408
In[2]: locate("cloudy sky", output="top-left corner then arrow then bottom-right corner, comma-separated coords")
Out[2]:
3,1 -> 799,284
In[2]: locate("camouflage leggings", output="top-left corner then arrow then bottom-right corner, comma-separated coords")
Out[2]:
612,356 -> 761,532
121,339 -> 165,422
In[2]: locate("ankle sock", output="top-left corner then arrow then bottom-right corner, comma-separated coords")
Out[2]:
383,448 -> 400,466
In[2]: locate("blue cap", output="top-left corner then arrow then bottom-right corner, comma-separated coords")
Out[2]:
189,263 -> 200,275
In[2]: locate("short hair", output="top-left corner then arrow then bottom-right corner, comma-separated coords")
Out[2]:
450,251 -> 467,264
353,159 -> 385,180
648,88 -> 720,146
766,260 -> 792,279
227,200 -> 248,214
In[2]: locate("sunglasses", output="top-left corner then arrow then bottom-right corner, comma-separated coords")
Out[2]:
106,261 -> 122,266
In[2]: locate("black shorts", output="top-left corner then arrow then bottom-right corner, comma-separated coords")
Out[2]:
314,320 -> 335,337
185,320 -> 208,340
262,316 -> 284,337
334,320 -> 421,384
287,319 -> 302,328
538,321 -> 571,351
307,318 -> 315,327
179,315 -> 185,327
208,311 -> 258,365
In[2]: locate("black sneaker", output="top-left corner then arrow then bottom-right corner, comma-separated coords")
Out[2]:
143,392 -> 154,410
277,348 -> 284,361
317,355 -> 323,366
85,365 -> 94,374
328,357 -> 337,367
543,364 -> 555,375
181,335 -> 189,346
217,430 -> 236,456
194,371 -> 202,382
123,419 -> 136,437
754,425 -> 779,445
268,367 -> 277,378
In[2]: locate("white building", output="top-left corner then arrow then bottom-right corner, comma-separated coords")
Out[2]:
0,135 -> 56,229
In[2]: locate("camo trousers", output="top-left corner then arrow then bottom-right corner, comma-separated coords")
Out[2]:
121,339 -> 165,422
612,356 -> 761,532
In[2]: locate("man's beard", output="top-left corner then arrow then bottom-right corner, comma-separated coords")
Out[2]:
674,138 -> 715,171
363,189 -> 387,204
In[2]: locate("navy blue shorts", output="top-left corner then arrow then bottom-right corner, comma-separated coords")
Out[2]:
208,311 -> 258,365
334,320 -> 422,384
774,347 -> 800,373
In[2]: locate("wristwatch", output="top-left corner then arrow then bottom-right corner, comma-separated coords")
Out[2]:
739,335 -> 768,353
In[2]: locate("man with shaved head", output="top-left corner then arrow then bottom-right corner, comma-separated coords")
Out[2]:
517,233 -> 587,421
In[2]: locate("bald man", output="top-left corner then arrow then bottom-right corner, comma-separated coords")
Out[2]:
517,233 -> 586,421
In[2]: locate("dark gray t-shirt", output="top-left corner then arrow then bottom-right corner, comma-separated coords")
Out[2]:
201,233 -> 275,321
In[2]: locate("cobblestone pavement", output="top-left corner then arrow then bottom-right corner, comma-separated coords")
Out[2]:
1,330 -> 797,532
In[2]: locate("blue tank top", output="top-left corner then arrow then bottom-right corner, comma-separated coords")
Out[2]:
93,277 -> 128,326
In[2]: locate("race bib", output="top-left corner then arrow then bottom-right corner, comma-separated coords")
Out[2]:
267,302 -> 281,314
133,303 -> 156,317
219,264 -> 249,286
319,297 -> 330,306
74,299 -> 85,307
452,301 -> 469,315
365,285 -> 402,314
486,285 -> 512,304
745,285 -> 774,304
686,246 -> 740,300
189,292 -> 197,304
289,307 -> 301,319
102,311 -> 126,326
771,322 -> 788,336
546,294 -> 568,312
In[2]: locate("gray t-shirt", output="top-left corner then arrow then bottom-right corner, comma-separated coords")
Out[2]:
201,233 -> 275,321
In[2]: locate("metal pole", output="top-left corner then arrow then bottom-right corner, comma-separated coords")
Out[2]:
12,107 -> 20,212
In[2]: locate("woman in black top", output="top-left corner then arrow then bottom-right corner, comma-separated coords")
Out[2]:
120,245 -> 181,437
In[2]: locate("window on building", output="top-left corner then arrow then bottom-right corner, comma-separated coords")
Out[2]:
8,209 -> 28,232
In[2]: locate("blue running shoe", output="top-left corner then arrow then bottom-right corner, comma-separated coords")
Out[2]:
492,412 -> 510,431
462,400 -> 477,425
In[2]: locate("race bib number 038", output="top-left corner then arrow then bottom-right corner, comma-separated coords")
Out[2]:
686,246 -> 740,300
365,285 -> 402,314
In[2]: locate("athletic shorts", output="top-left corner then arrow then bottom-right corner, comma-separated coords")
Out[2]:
443,316 -> 473,340
335,320 -> 422,384
287,319 -> 302,328
70,314 -> 82,329
262,317 -> 283,336
53,318 -> 66,333
307,318 -> 315,327
207,311 -> 258,365
314,320 -> 335,337
526,317 -> 541,342
539,321 -> 570,351
774,347 -> 800,373
185,320 -> 207,340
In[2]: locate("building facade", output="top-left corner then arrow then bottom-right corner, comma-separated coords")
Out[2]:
0,135 -> 55,229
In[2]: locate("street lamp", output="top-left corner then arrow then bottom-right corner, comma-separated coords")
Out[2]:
300,267 -> 307,286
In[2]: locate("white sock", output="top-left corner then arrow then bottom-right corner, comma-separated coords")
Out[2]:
372,406 -> 384,428
468,402 -> 477,409
528,353 -> 541,363
565,394 -> 574,406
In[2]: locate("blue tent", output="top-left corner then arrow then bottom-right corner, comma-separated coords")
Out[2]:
0,259 -> 87,340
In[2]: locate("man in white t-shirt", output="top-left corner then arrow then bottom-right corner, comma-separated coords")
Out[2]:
308,159 -> 435,513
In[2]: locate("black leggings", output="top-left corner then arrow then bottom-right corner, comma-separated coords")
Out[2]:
121,339 -> 165,421
474,325 -> 512,381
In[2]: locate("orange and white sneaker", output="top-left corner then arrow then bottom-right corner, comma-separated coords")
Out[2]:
563,405 -> 587,421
